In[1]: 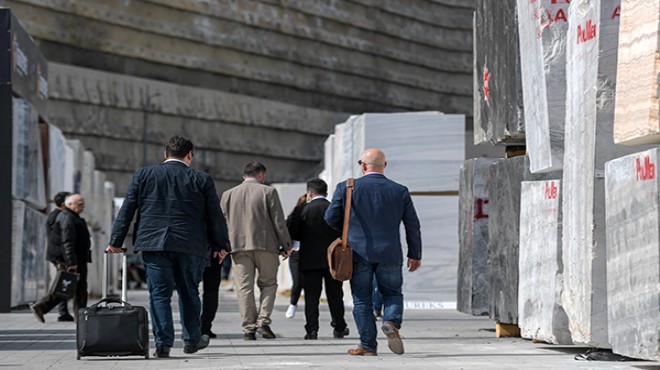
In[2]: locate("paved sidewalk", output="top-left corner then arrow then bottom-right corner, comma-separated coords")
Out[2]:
1,287 -> 659,370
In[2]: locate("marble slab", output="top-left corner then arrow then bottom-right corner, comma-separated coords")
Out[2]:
457,158 -> 500,316
12,98 -> 47,210
487,156 -> 559,324
48,124 -> 69,201
91,170 -> 107,230
562,0 -> 644,347
330,112 -> 464,194
613,1 -> 660,145
519,180 -> 571,344
605,149 -> 660,360
11,200 -> 47,307
271,182 -> 307,293
474,0 -> 525,145
65,139 -> 85,194
321,135 -> 335,193
80,150 -> 96,223
517,0 -> 570,173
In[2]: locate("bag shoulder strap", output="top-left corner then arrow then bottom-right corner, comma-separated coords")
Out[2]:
341,178 -> 354,250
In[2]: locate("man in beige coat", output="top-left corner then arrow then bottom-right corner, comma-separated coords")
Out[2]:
221,162 -> 292,340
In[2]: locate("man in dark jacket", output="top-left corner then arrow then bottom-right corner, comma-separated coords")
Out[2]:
287,178 -> 348,340
30,191 -> 73,323
31,193 -> 91,323
106,136 -> 230,359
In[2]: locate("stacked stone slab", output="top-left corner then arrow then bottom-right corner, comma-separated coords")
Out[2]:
614,1 -> 660,145
474,0 -> 525,145
605,148 -> 660,360
457,158 -> 500,316
562,0 -> 650,347
519,180 -> 571,344
517,0 -> 570,173
487,156 -> 558,324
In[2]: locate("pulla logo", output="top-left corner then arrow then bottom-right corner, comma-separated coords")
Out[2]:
636,156 -> 655,181
577,19 -> 597,44
544,181 -> 557,199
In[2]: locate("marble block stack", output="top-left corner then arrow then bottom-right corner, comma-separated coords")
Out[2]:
487,156 -> 558,325
613,1 -> 660,146
326,111 -> 464,306
561,0 -> 649,348
517,0 -> 570,173
605,149 -> 660,360
518,180 -> 571,344
474,0 -> 525,145
457,158 -> 500,316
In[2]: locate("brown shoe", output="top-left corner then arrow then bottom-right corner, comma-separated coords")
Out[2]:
30,304 -> 45,323
382,321 -> 404,355
347,346 -> 377,356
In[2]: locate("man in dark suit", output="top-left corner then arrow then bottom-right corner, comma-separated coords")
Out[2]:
106,136 -> 230,358
287,179 -> 349,340
325,148 -> 422,357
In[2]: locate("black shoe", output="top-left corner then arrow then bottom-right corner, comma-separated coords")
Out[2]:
57,313 -> 74,322
203,330 -> 217,339
243,332 -> 256,341
304,331 -> 318,340
153,346 -> 170,358
333,327 -> 350,338
30,304 -> 45,323
257,325 -> 276,339
183,334 -> 210,354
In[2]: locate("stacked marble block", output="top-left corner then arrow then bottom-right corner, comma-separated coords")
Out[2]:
518,180 -> 571,344
517,0 -> 570,173
457,158 -> 499,316
487,156 -> 558,325
613,1 -> 660,145
473,0 -> 525,145
605,149 -> 660,360
327,112 -> 464,306
561,0 -> 647,347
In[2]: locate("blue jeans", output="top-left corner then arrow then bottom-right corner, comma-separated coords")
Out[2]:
372,276 -> 383,312
350,254 -> 403,351
142,251 -> 207,347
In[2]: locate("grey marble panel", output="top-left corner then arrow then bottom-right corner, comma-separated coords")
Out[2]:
80,150 -> 96,223
65,139 -> 85,194
403,196 -> 459,307
519,180 -> 571,344
562,0 -> 644,347
517,0 -> 570,173
11,201 -> 48,307
488,156 -> 559,324
48,124 -> 69,201
605,148 -> 660,360
457,158 -> 500,316
474,0 -> 525,145
12,98 -> 47,210
271,183 -> 307,217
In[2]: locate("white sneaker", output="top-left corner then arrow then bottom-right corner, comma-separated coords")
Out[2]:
285,304 -> 297,319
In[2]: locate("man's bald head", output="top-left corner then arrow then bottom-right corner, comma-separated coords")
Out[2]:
65,194 -> 85,214
359,149 -> 387,173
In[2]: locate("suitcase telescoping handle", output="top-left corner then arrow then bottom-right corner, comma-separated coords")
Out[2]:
102,249 -> 128,305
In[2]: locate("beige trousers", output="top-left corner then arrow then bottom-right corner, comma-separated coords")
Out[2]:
231,250 -> 280,333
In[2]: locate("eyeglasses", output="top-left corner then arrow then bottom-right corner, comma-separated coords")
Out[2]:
357,160 -> 372,166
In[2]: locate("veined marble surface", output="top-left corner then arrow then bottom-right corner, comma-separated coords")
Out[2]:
11,201 -> 48,307
605,149 -> 660,360
48,124 -> 68,206
519,180 -> 571,344
12,98 -> 47,210
517,0 -> 569,173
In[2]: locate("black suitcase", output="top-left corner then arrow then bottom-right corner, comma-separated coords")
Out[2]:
76,253 -> 149,360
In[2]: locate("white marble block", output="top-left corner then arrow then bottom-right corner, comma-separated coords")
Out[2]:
65,139 -> 85,194
614,1 -> 660,145
80,150 -> 96,223
12,98 -> 47,210
519,180 -> 572,344
562,0 -> 642,347
457,158 -> 500,316
605,148 -> 660,360
474,0 -> 525,145
11,201 -> 47,307
271,182 -> 307,293
517,0 -> 570,173
331,112 -> 464,193
488,156 -> 558,324
48,124 -> 68,201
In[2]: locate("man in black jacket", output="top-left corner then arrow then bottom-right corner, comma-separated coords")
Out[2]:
286,178 -> 348,340
31,193 -> 91,322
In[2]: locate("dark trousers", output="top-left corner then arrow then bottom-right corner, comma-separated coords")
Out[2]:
201,256 -> 222,334
289,251 -> 302,305
36,262 -> 84,317
73,263 -> 88,316
301,268 -> 347,334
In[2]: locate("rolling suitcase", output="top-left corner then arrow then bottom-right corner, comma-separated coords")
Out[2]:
76,253 -> 149,360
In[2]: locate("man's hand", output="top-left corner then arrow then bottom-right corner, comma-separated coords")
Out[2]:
279,247 -> 293,260
407,258 -> 421,272
105,246 -> 124,254
213,249 -> 229,264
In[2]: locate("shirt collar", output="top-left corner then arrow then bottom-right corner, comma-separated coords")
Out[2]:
164,158 -> 189,167
310,195 -> 326,201
364,172 -> 383,176
243,177 -> 260,184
